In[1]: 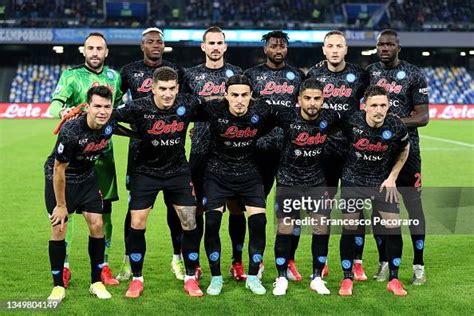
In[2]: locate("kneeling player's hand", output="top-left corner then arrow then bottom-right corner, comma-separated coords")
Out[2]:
189,127 -> 195,138
51,205 -> 68,231
380,178 -> 399,204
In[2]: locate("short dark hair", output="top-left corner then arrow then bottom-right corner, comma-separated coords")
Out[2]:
324,30 -> 345,42
85,32 -> 107,45
87,85 -> 112,104
364,85 -> 388,101
225,74 -> 252,91
262,30 -> 289,45
299,78 -> 324,95
203,26 -> 225,42
378,29 -> 399,42
153,66 -> 178,83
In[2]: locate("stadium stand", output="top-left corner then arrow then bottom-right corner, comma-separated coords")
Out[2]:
2,0 -> 472,30
8,64 -> 474,104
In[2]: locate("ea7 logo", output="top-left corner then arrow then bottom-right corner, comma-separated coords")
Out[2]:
419,87 -> 428,95
218,118 -> 229,124
372,71 -> 381,77
317,77 -> 326,82
257,75 -> 267,81
352,127 -> 364,134
195,74 -> 206,80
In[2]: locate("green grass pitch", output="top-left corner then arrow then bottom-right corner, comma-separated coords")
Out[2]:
0,119 -> 473,315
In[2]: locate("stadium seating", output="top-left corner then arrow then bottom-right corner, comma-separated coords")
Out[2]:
8,64 -> 474,104
421,67 -> 474,104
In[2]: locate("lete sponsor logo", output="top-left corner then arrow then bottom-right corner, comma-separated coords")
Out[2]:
429,104 -> 474,120
0,103 -> 52,119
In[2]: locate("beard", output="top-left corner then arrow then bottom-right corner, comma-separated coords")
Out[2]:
85,57 -> 104,70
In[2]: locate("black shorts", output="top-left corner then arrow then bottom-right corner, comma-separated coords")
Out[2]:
44,175 -> 103,221
397,151 -> 422,189
203,171 -> 266,210
322,153 -> 346,197
189,152 -> 207,205
255,148 -> 280,197
275,183 -> 330,219
129,172 -> 196,210
340,180 -> 400,214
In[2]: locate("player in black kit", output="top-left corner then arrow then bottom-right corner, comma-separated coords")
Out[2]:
366,30 -> 429,285
44,86 -> 133,302
338,86 -> 410,297
307,30 -> 369,280
199,75 -> 276,296
118,27 -> 187,282
114,67 -> 204,298
182,26 -> 248,281
272,78 -> 340,296
244,31 -> 305,281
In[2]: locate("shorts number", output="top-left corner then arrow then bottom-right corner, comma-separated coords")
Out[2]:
414,172 -> 422,188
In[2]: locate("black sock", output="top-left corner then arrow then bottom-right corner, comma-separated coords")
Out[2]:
88,236 -> 105,283
386,230 -> 403,281
312,234 -> 329,278
49,240 -> 66,287
401,189 -> 426,266
340,231 -> 354,280
229,213 -> 246,264
411,234 -> 425,266
182,228 -> 200,276
274,234 -> 291,277
127,228 -> 146,278
166,199 -> 183,256
195,213 -> 204,267
288,225 -> 301,261
354,214 -> 366,260
205,211 -> 222,276
248,213 -> 266,276
372,212 -> 387,262
124,209 -> 131,256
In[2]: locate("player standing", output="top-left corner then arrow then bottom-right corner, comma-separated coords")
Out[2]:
182,26 -> 248,281
45,86 -> 125,301
118,27 -> 187,281
49,32 -> 122,287
114,67 -> 203,298
338,86 -> 410,296
272,78 -> 339,296
306,30 -> 369,280
244,31 -> 305,281
199,75 -> 276,295
366,29 -> 429,285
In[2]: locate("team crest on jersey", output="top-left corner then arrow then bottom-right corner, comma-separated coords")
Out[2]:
346,73 -> 356,83
286,71 -> 296,80
225,69 -> 234,77
106,70 -> 115,80
382,130 -> 393,140
396,71 -> 406,80
251,114 -> 259,123
319,120 -> 328,129
57,143 -> 64,154
176,106 -> 186,116
104,125 -> 113,135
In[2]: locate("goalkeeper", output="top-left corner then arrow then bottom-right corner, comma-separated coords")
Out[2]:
49,32 -> 123,287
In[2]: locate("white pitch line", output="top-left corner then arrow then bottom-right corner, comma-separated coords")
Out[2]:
420,135 -> 474,148
422,148 -> 474,151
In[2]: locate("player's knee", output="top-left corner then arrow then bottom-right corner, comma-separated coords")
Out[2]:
131,215 -> 147,229
176,206 -> 197,231
277,222 -> 293,235
87,215 -> 103,237
51,225 -> 67,240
